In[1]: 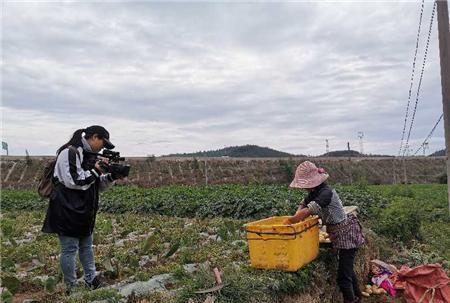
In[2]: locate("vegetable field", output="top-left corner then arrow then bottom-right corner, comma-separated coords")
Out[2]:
1,184 -> 448,303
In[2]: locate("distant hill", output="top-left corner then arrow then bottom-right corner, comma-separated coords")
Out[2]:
320,150 -> 363,157
320,150 -> 393,157
429,149 -> 446,157
165,145 -> 295,158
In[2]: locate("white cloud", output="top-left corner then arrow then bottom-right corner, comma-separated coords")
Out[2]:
2,1 -> 445,156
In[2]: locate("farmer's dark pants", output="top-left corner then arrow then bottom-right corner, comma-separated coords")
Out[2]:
337,248 -> 362,302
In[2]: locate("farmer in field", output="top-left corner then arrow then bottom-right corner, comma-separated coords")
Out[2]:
283,161 -> 365,303
42,126 -> 122,294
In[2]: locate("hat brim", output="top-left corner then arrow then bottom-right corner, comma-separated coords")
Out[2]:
103,138 -> 115,149
289,174 -> 329,189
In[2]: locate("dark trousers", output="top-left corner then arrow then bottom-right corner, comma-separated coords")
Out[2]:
337,248 -> 361,302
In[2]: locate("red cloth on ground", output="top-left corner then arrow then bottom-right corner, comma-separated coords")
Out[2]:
392,264 -> 450,303
380,279 -> 397,297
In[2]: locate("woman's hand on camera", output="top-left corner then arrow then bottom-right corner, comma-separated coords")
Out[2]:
94,162 -> 103,175
95,160 -> 108,174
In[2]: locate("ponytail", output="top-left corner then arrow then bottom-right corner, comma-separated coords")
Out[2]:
56,128 -> 85,155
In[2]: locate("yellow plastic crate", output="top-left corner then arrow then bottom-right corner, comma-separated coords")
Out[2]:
244,216 -> 319,271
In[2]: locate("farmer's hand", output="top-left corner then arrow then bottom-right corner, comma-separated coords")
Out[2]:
283,217 -> 293,225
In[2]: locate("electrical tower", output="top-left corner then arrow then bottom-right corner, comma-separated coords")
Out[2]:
325,139 -> 330,153
423,142 -> 429,156
358,132 -> 364,155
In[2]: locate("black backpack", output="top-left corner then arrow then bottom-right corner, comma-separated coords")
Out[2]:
38,146 -> 79,198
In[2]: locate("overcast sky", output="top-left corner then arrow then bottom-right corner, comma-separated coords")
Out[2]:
1,1 -> 446,156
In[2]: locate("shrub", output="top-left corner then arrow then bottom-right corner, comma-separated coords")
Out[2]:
385,184 -> 415,198
279,160 -> 294,181
146,154 -> 156,163
437,173 -> 447,184
192,158 -> 200,170
354,177 -> 369,190
374,197 -> 421,243
25,154 -> 32,165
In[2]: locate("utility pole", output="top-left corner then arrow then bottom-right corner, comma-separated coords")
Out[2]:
436,0 -> 450,214
392,158 -> 397,184
403,157 -> 408,184
204,159 -> 208,185
346,142 -> 353,183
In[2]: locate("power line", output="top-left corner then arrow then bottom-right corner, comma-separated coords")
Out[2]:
399,0 -> 425,156
413,113 -> 444,155
403,1 -> 437,157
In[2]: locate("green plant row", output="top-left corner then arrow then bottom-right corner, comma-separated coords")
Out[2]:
1,184 -> 388,220
2,184 -> 448,252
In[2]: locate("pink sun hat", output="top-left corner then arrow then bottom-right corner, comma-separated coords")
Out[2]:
289,161 -> 329,189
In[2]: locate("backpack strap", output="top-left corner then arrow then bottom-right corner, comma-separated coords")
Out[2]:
52,146 -> 80,185
68,145 -> 81,158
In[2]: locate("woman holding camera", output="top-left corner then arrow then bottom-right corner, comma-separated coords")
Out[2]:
42,125 -> 121,293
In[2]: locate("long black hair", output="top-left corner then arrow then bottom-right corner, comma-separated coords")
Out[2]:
56,128 -> 96,155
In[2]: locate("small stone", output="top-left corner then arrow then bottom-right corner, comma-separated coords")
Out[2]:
139,256 -> 150,267
15,238 -> 32,245
31,225 -> 42,232
231,240 -> 247,247
231,261 -> 243,270
32,275 -> 49,284
149,255 -> 158,263
23,232 -> 33,239
183,264 -> 199,274
207,235 -> 222,242
17,271 -> 28,279
204,295 -> 215,303
200,261 -> 211,271
115,239 -> 125,247
222,249 -> 232,256
117,273 -> 173,297
126,232 -> 139,240
32,259 -> 43,267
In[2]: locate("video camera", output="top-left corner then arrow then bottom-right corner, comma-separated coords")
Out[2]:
97,150 -> 131,179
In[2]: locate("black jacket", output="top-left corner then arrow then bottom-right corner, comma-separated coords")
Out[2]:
42,145 -> 106,237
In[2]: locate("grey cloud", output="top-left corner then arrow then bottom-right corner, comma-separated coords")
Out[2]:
2,1 -> 445,156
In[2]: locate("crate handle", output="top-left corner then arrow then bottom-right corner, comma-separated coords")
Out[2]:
246,222 -> 318,241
